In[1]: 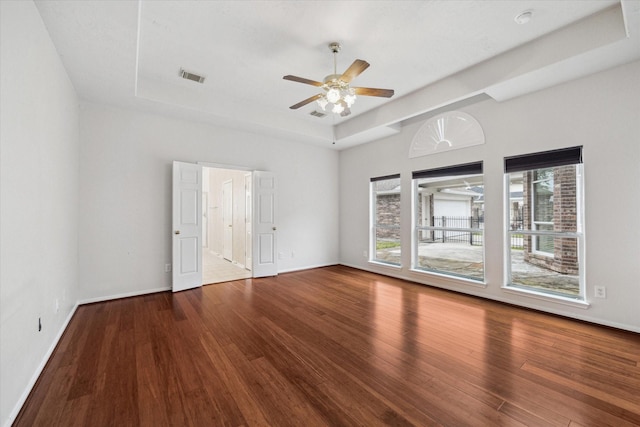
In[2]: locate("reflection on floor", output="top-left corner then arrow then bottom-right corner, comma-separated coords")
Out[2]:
203,250 -> 251,285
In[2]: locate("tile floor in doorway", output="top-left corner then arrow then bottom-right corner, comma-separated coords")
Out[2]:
203,250 -> 251,284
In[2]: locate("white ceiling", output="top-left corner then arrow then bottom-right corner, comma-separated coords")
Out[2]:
34,0 -> 640,149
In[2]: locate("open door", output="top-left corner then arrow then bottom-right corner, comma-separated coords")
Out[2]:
172,161 -> 203,292
252,171 -> 278,277
245,173 -> 252,271
222,179 -> 233,261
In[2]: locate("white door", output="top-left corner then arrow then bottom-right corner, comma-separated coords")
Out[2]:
202,192 -> 209,249
252,171 -> 277,277
245,173 -> 252,271
222,180 -> 233,261
172,161 -> 203,292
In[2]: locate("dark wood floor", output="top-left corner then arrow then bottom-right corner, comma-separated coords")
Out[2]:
15,266 -> 640,426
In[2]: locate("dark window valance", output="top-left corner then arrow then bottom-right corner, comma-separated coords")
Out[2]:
412,162 -> 483,180
370,174 -> 400,182
505,146 -> 582,173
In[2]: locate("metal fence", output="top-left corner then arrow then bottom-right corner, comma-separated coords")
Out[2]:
421,216 -> 525,248
423,216 -> 484,246
509,218 -> 524,249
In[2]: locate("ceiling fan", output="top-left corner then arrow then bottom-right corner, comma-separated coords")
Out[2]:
283,42 -> 394,117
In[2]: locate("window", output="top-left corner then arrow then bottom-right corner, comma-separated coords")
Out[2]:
532,168 -> 555,255
505,146 -> 584,299
370,175 -> 401,266
412,162 -> 484,281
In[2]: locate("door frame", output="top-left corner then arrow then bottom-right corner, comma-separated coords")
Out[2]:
244,173 -> 252,271
197,161 -> 277,278
222,179 -> 233,261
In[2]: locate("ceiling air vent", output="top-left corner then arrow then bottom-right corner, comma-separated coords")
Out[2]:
309,110 -> 327,118
179,68 -> 205,84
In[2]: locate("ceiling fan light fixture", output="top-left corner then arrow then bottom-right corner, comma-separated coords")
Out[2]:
316,96 -> 328,110
343,90 -> 356,107
332,102 -> 345,114
326,88 -> 341,104
340,106 -> 351,117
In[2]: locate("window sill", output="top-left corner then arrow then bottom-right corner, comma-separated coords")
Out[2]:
409,268 -> 487,288
502,285 -> 590,309
369,260 -> 402,270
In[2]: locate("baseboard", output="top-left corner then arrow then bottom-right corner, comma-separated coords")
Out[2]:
5,303 -> 79,427
78,286 -> 171,305
278,263 -> 338,274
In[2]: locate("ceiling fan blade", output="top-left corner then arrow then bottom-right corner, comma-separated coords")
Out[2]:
340,59 -> 370,83
283,75 -> 323,87
289,94 -> 323,109
353,87 -> 395,98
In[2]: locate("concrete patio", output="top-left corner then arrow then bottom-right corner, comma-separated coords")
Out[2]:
377,242 -> 579,296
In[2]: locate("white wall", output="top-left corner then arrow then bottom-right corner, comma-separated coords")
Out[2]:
0,2 -> 80,425
339,60 -> 640,332
78,103 -> 339,301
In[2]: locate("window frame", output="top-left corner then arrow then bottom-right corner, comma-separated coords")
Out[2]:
411,162 -> 485,283
504,147 -> 586,303
531,169 -> 554,256
370,174 -> 402,267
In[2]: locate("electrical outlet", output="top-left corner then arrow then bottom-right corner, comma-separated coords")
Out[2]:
363,250 -> 368,258
278,252 -> 284,260
55,298 -> 59,313
165,263 -> 172,273
291,251 -> 295,259
594,286 -> 606,299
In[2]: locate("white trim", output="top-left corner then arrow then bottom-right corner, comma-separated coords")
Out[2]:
369,260 -> 402,270
278,263 -> 338,274
504,175 -> 513,287
502,285 -> 590,309
197,161 -> 253,171
77,286 -> 171,305
342,262 -> 407,282
370,176 -> 402,265
5,303 -> 79,427
486,290 -> 635,331
369,180 -> 375,263
409,268 -> 487,288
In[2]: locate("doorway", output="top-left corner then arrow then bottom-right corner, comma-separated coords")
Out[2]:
202,166 -> 252,284
173,162 -> 277,292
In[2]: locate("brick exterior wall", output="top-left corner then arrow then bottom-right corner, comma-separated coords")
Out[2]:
522,165 -> 579,274
376,193 -> 400,239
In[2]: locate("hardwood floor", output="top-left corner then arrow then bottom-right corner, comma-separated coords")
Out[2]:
15,266 -> 640,426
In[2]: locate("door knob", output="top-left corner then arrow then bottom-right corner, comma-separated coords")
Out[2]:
174,230 -> 180,235
272,227 -> 277,231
